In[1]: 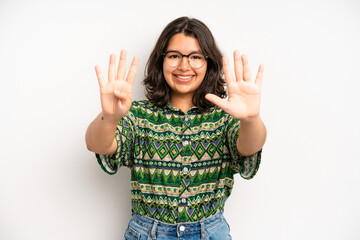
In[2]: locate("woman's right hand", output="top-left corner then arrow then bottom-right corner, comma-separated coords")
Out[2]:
95,50 -> 139,122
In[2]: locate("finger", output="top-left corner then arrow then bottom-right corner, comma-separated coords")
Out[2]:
114,90 -> 131,106
255,63 -> 264,87
234,50 -> 243,82
242,54 -> 252,82
95,65 -> 105,87
205,93 -> 228,111
223,56 -> 235,88
108,54 -> 116,83
117,49 -> 127,81
125,56 -> 139,87
114,89 -> 128,100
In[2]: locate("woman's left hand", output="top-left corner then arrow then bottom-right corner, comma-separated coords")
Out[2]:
205,50 -> 264,120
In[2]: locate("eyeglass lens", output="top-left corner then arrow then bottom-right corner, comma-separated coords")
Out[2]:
164,52 -> 206,68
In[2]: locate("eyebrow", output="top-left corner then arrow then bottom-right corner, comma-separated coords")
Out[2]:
165,50 -> 203,54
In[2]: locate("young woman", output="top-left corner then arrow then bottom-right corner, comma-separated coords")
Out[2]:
86,16 -> 266,240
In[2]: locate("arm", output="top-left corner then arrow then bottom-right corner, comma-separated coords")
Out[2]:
206,50 -> 266,156
85,50 -> 139,155
85,113 -> 118,155
236,115 -> 266,156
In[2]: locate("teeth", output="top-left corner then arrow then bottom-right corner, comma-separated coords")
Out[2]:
176,75 -> 193,80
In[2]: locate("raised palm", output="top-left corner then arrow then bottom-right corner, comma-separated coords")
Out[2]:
206,51 -> 264,120
95,50 -> 139,121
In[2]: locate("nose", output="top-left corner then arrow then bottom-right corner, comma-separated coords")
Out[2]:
177,56 -> 191,71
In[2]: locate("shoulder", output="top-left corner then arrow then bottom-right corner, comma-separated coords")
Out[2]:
130,100 -> 165,115
200,106 -> 238,127
202,106 -> 228,118
131,100 -> 162,110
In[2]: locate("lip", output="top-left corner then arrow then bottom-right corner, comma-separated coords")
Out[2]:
173,74 -> 195,83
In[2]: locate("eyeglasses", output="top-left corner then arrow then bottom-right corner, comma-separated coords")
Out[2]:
162,51 -> 208,69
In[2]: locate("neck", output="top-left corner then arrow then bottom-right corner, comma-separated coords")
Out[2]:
170,93 -> 194,113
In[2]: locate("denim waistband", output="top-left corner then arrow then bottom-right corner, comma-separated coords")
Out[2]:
131,210 -> 224,237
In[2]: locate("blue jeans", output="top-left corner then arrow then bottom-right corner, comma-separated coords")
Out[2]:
124,210 -> 232,240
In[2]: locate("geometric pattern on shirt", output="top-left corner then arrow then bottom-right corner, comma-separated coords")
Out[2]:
96,100 -> 261,223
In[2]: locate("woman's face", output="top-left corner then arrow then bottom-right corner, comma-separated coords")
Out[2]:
163,33 -> 207,100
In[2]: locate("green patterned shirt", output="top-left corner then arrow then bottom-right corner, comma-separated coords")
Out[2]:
96,100 -> 261,223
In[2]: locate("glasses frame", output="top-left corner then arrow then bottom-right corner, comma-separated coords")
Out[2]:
162,50 -> 208,69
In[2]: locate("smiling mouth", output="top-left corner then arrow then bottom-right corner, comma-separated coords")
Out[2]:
175,75 -> 194,80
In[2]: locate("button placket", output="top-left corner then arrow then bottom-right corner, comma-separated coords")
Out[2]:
179,158 -> 190,207
178,114 -> 192,210
184,115 -> 191,127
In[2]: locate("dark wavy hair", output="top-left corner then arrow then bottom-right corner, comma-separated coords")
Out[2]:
143,16 -> 226,112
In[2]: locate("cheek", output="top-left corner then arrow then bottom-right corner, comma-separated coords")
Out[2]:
163,63 -> 173,76
162,66 -> 173,86
197,66 -> 207,80
162,63 -> 166,76
162,65 -> 169,79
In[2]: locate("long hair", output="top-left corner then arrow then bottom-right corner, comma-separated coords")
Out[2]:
143,17 -> 226,112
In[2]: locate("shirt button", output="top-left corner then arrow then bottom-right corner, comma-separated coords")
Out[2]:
179,225 -> 185,232
181,198 -> 187,203
182,167 -> 189,174
184,140 -> 189,146
185,117 -> 189,122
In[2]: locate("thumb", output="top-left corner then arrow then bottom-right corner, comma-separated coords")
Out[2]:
114,89 -> 122,98
205,93 -> 228,110
114,89 -> 131,102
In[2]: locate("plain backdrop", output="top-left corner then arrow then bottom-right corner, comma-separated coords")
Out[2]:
1,0 -> 359,239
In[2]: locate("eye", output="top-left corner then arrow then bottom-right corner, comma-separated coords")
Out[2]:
167,53 -> 181,59
190,54 -> 204,60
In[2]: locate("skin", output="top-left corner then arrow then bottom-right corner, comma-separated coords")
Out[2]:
163,33 -> 207,113
205,51 -> 266,156
85,50 -> 138,155
86,36 -> 266,157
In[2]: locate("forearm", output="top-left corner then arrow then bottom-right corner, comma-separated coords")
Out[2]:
85,113 -> 119,155
236,115 -> 267,156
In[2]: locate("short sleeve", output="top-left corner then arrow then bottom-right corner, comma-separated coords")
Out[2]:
96,111 -> 135,175
226,116 -> 262,180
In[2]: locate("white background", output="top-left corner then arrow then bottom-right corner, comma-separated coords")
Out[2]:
1,0 -> 359,239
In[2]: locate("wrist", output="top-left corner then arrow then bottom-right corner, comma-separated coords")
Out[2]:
239,115 -> 261,125
100,112 -> 121,125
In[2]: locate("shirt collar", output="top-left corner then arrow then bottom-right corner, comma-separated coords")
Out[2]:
163,102 -> 216,115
